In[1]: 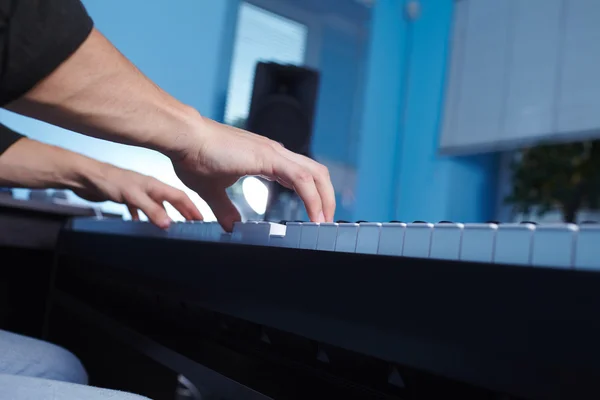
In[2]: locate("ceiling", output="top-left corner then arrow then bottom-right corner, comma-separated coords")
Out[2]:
275,0 -> 372,24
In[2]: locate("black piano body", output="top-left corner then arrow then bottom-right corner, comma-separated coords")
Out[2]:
45,218 -> 600,400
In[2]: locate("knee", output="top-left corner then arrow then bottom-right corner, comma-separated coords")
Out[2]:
36,342 -> 88,385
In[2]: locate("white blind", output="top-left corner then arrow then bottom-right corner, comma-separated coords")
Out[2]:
224,2 -> 308,126
440,0 -> 600,155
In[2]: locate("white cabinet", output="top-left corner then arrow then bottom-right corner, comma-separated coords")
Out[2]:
556,0 -> 600,135
440,0 -> 600,154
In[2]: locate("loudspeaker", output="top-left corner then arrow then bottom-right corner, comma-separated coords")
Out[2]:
246,62 -> 320,157
245,62 -> 320,221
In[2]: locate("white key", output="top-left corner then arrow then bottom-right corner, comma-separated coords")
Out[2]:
377,223 -> 406,256
355,223 -> 382,254
180,221 -> 206,241
231,221 -> 285,246
575,224 -> 600,270
494,223 -> 535,266
402,223 -> 433,258
335,223 -> 359,253
205,222 -> 225,241
531,223 -> 578,269
316,223 -> 338,251
270,222 -> 303,248
430,223 -> 464,260
299,222 -> 319,250
460,223 -> 498,263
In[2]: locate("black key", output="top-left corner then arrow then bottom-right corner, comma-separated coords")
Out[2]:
412,220 -> 427,224
336,220 -> 350,223
355,220 -> 369,223
520,220 -> 537,225
389,220 -> 404,223
580,220 -> 598,224
438,220 -> 453,224
485,220 -> 500,224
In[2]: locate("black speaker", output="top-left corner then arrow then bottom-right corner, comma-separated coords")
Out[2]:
245,62 -> 320,221
246,62 -> 320,157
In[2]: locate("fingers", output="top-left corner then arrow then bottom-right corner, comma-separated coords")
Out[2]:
279,149 -> 336,222
127,191 -> 172,229
267,146 -> 335,223
270,157 -> 325,223
201,189 -> 241,233
127,205 -> 140,221
148,184 -> 203,221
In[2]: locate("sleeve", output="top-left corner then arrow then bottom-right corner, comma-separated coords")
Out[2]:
0,123 -> 25,156
0,0 -> 94,106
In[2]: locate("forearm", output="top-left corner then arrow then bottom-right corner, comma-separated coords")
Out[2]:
5,28 -> 203,158
0,137 -> 101,191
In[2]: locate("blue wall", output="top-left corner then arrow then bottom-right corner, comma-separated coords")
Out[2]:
82,0 -> 239,122
353,0 -> 498,223
311,24 -> 366,167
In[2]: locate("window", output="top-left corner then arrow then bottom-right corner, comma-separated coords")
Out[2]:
224,2 -> 308,127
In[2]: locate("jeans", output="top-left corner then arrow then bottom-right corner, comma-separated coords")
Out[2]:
0,329 -> 149,399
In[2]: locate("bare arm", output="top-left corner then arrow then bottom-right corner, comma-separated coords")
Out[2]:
0,137 -> 203,228
6,28 -> 198,158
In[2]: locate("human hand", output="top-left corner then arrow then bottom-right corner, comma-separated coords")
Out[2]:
170,117 -> 336,232
74,163 -> 202,229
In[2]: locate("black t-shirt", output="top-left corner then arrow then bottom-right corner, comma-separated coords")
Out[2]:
0,0 -> 94,154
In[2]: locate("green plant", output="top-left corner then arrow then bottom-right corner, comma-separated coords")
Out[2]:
505,140 -> 600,223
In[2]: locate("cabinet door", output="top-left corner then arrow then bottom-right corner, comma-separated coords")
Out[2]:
503,0 -> 562,144
440,0 -> 468,151
557,0 -> 600,135
441,0 -> 512,152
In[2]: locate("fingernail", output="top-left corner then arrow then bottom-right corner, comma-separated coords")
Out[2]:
161,218 -> 171,229
318,211 -> 325,223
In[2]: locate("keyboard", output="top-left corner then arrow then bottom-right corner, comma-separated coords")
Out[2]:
52,217 -> 600,399
68,218 -> 600,270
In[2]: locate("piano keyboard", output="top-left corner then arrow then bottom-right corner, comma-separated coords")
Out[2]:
69,219 -> 600,270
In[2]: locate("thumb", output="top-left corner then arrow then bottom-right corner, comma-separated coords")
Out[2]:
202,190 -> 241,233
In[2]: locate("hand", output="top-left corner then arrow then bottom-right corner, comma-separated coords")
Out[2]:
171,118 -> 336,232
75,163 -> 202,229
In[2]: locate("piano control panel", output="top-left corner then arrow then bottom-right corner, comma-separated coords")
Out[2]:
67,218 -> 600,270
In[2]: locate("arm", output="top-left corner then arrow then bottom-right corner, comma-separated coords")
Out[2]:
0,130 -> 202,228
5,28 -> 197,158
4,3 -> 335,230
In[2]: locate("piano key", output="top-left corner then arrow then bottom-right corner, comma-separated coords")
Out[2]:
299,222 -> 319,250
430,223 -> 464,260
316,223 -> 338,251
231,221 -> 286,246
460,223 -> 498,263
205,222 -> 225,242
377,222 -> 406,256
575,224 -> 600,270
334,223 -> 359,253
493,223 -> 535,266
355,223 -> 382,255
531,223 -> 578,268
402,222 -> 433,258
270,222 -> 302,248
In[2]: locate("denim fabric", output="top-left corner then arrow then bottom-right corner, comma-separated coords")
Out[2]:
0,329 -> 149,399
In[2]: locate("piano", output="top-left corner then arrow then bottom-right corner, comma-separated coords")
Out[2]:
45,218 -> 600,400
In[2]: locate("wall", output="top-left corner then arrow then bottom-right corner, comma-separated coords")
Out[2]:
0,0 -> 240,218
354,0 -> 499,223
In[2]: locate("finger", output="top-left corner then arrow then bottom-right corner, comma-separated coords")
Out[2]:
284,152 -> 335,222
201,189 -> 241,233
270,157 -> 324,223
128,192 -> 171,229
149,185 -> 203,221
128,205 -> 140,221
